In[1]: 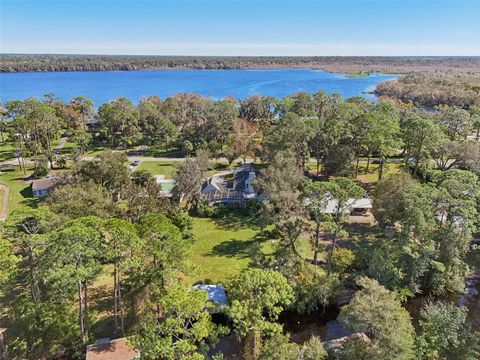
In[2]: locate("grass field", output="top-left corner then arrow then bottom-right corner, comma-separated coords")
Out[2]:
138,159 -> 237,179
356,162 -> 404,184
189,215 -> 265,283
137,161 -> 180,178
0,142 -> 15,163
0,165 -> 38,214
188,212 -> 313,284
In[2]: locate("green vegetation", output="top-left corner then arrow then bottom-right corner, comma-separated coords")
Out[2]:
0,166 -> 36,213
137,160 -> 179,178
1,86 -> 480,360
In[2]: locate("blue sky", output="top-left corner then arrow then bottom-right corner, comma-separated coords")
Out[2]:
1,0 -> 479,56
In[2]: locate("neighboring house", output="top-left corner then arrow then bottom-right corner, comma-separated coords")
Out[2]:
86,337 -> 139,360
31,177 -> 56,197
313,196 -> 373,216
202,164 -> 258,206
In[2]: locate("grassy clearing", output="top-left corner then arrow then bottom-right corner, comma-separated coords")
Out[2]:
356,162 -> 404,184
189,215 -> 265,284
0,165 -> 38,214
137,161 -> 180,178
189,212 -> 313,284
0,142 -> 15,163
90,264 -> 115,338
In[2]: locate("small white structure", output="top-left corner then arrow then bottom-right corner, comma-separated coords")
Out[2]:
305,195 -> 373,216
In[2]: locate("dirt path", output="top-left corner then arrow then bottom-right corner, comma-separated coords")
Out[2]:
0,183 -> 9,222
54,137 -> 68,154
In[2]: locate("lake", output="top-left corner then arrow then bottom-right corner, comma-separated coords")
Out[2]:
0,69 -> 398,105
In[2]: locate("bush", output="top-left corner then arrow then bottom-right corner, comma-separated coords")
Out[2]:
332,248 -> 356,274
33,157 -> 49,178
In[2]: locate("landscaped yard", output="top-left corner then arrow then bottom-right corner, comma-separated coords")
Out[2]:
137,161 -> 180,178
188,212 -> 313,284
0,142 -> 15,163
189,215 -> 266,283
0,165 -> 38,214
356,162 -> 404,184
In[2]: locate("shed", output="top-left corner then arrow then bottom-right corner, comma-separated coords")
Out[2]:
322,197 -> 372,215
31,177 -> 56,197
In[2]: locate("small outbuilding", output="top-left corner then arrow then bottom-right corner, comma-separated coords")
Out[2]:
31,177 -> 56,197
86,337 -> 139,360
322,197 -> 373,216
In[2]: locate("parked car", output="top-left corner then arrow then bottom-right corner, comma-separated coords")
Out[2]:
131,160 -> 140,166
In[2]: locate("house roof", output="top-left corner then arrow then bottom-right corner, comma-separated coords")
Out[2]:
31,177 -> 56,192
86,337 -> 139,360
194,284 -> 228,304
322,197 -> 372,214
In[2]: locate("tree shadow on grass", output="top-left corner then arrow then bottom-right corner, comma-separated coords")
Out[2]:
90,284 -> 114,338
18,184 -> 40,209
208,232 -> 269,259
211,210 -> 260,231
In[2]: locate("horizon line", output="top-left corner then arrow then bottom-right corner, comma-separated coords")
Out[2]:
2,53 -> 480,58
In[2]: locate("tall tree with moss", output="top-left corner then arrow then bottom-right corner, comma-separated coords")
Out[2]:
134,286 -> 227,360
228,269 -> 294,360
339,277 -> 415,360
98,97 -> 141,148
324,177 -> 365,274
103,218 -> 142,336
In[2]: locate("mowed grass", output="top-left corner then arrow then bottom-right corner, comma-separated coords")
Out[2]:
189,214 -> 271,284
356,162 -> 404,184
0,142 -> 15,163
138,160 -> 238,179
137,161 -> 180,178
0,165 -> 38,214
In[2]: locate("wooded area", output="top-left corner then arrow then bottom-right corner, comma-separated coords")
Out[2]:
1,88 -> 480,360
1,54 -> 479,74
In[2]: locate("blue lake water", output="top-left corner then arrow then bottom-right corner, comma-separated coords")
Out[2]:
0,69 -> 398,106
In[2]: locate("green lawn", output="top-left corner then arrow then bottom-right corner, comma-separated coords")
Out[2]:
0,142 -> 15,163
189,212 -> 313,284
137,161 -> 180,178
0,165 -> 38,214
138,159 -> 237,179
356,162 -> 404,184
189,214 -> 270,284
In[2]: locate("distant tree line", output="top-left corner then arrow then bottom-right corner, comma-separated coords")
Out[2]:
1,54 -> 480,74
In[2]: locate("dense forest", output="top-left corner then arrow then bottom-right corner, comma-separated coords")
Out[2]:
1,89 -> 480,359
376,72 -> 480,108
1,54 -> 480,74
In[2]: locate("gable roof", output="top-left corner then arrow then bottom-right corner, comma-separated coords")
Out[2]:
31,177 -> 56,192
